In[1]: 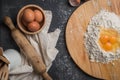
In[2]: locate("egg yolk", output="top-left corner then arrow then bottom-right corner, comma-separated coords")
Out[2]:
99,28 -> 119,52
109,36 -> 117,44
100,35 -> 109,44
104,42 -> 112,51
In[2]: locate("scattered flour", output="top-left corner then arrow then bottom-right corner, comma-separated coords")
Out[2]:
84,10 -> 120,63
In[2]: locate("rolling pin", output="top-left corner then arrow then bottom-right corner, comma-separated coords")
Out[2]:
4,16 -> 52,80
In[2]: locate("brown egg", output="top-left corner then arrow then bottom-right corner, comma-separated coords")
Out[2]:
27,21 -> 40,32
22,18 -> 28,27
34,9 -> 43,22
23,8 -> 35,22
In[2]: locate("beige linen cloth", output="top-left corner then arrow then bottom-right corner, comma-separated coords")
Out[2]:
9,10 -> 61,80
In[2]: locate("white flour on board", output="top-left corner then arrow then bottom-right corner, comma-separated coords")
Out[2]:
84,10 -> 120,63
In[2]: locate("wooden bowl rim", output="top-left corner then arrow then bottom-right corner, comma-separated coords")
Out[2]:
17,4 -> 46,35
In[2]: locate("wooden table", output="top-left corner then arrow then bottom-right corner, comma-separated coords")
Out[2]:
0,0 -> 101,80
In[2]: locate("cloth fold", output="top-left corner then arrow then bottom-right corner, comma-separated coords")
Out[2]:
9,10 -> 61,80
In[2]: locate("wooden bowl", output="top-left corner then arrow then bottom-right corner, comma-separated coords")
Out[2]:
17,4 -> 45,34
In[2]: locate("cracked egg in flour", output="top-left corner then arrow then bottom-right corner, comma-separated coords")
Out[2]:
99,27 -> 120,52
84,10 -> 120,63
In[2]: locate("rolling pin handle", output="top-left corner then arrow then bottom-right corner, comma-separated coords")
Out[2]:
4,16 -> 16,30
4,16 -> 53,80
42,72 -> 52,80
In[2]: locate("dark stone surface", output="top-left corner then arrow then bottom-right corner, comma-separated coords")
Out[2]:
0,0 -> 102,80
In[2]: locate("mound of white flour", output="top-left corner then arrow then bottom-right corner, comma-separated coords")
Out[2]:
84,10 -> 120,63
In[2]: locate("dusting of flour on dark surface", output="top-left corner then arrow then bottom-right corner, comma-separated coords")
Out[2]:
0,0 -> 100,80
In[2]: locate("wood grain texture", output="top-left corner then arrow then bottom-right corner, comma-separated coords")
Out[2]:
66,0 -> 120,79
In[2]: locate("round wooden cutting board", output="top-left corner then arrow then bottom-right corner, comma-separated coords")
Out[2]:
66,0 -> 120,80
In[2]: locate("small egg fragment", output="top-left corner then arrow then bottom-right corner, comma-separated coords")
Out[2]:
34,9 -> 43,22
23,8 -> 35,22
27,21 -> 40,32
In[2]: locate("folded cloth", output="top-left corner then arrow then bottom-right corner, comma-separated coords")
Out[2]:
9,10 -> 61,80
